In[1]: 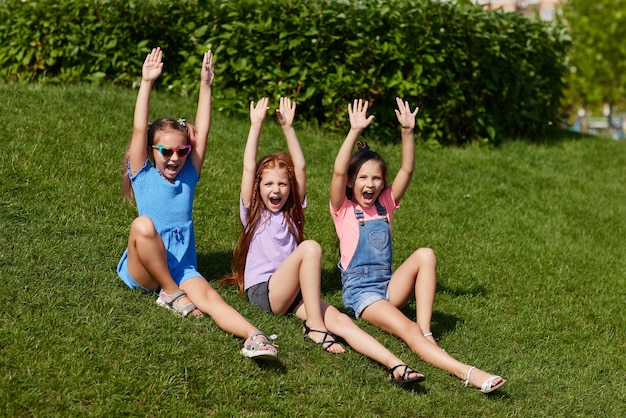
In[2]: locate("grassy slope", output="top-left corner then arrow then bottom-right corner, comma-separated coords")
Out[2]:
1,84 -> 624,417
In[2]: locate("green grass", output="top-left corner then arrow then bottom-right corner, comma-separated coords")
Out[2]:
1,84 -> 625,417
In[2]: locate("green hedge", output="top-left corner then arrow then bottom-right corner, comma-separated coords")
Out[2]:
0,0 -> 569,145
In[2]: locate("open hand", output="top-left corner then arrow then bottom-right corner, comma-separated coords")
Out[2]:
348,99 -> 375,131
250,97 -> 269,125
201,50 -> 214,85
394,97 -> 419,130
142,47 -> 163,82
276,97 -> 296,127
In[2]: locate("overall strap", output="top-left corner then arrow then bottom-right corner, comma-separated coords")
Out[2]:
353,199 -> 389,226
354,207 -> 365,226
374,200 -> 389,223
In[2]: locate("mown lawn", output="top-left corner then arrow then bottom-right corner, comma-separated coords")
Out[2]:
1,84 -> 624,417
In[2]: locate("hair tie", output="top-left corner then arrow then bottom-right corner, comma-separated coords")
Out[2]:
356,140 -> 369,151
177,118 -> 186,127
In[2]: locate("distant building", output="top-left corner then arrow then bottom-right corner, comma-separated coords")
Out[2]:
473,0 -> 562,21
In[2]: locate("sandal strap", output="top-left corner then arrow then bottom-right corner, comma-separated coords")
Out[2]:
249,331 -> 267,341
389,364 -> 425,384
245,333 -> 277,351
303,320 -> 341,351
481,375 -> 503,392
159,289 -> 187,304
157,290 -> 195,317
465,366 -> 476,388
172,301 -> 196,317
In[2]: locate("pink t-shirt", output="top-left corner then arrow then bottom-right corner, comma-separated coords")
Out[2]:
240,197 -> 306,290
330,188 -> 398,270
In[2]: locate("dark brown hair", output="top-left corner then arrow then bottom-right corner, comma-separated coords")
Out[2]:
346,141 -> 388,200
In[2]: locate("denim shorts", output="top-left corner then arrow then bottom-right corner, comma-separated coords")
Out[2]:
246,279 -> 303,315
341,266 -> 392,318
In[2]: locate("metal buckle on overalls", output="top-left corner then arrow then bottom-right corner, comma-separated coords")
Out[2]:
354,207 -> 365,226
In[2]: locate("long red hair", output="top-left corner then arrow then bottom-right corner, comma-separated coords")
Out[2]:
223,153 -> 304,292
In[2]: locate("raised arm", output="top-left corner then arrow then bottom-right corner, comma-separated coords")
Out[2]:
330,99 -> 375,211
128,47 -> 163,175
191,50 -> 214,176
241,97 -> 269,207
276,97 -> 306,202
390,97 -> 419,203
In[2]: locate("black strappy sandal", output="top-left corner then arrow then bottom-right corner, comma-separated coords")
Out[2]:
302,320 -> 343,353
388,364 -> 425,385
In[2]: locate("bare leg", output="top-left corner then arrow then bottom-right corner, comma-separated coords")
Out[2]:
181,277 -> 277,357
361,300 -> 504,390
126,216 -> 193,308
268,240 -> 344,353
388,247 -> 438,345
180,277 -> 255,337
296,301 -> 423,380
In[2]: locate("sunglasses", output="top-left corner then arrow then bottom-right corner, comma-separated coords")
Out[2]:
151,144 -> 192,158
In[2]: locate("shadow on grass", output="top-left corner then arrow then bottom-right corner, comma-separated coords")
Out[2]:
251,358 -> 289,375
512,126 -> 598,146
202,252 -> 483,339
436,281 -> 487,298
322,269 -> 487,338
197,250 -> 234,283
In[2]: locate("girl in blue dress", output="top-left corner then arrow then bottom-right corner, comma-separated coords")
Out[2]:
117,47 -> 277,360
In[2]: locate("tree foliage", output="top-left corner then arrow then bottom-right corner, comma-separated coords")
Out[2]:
561,0 -> 626,116
0,0 -> 569,146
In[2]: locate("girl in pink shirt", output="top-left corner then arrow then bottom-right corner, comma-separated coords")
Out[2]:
225,97 -> 424,384
329,98 -> 506,394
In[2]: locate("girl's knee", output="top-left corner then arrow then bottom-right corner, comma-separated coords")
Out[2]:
299,240 -> 322,259
186,281 -> 223,304
130,216 -> 157,237
204,284 -> 226,303
334,312 -> 354,328
326,310 -> 356,333
414,247 -> 436,266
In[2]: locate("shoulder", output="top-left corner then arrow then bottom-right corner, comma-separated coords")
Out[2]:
379,188 -> 398,210
131,159 -> 156,182
330,196 -> 354,220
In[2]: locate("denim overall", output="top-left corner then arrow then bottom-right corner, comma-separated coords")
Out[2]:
340,200 -> 393,318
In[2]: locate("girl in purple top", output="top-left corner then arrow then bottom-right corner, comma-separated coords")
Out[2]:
117,47 -> 276,361
225,97 -> 424,384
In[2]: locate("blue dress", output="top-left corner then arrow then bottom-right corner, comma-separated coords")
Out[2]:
117,158 -> 202,290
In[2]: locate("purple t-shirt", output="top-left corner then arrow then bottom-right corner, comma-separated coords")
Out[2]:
240,197 -> 305,290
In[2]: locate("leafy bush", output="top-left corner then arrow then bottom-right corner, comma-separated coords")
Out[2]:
0,0 -> 569,145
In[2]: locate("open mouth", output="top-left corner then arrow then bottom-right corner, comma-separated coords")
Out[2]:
363,191 -> 375,201
269,196 -> 282,206
164,163 -> 179,175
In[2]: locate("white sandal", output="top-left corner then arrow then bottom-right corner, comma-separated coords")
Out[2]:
156,290 -> 196,317
241,332 -> 278,360
465,366 -> 507,394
